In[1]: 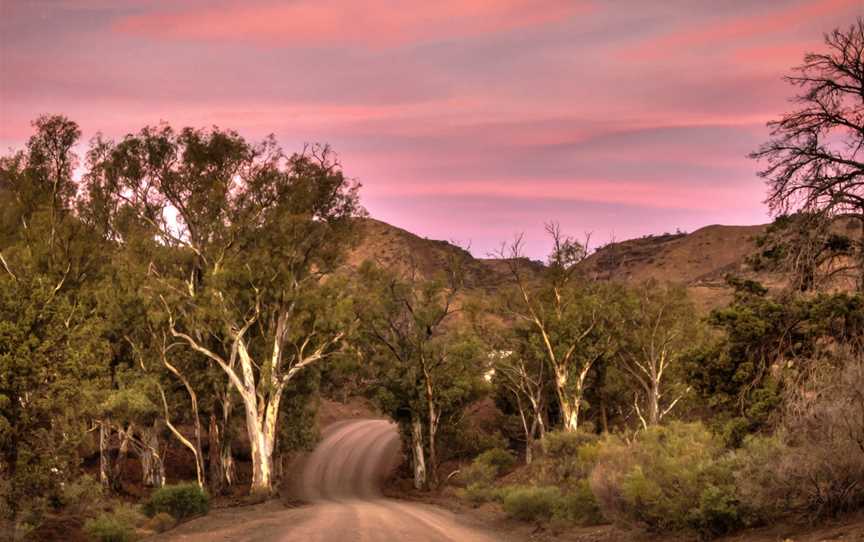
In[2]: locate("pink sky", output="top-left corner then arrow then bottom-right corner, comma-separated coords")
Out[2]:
1,0 -> 861,258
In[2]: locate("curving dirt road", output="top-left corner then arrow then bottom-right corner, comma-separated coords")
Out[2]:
152,419 -> 504,541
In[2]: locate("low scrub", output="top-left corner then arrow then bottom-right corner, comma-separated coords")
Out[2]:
498,484 -> 603,525
535,431 -> 601,487
734,356 -> 864,521
143,483 -> 209,521
60,474 -> 103,516
590,422 -> 742,537
83,504 -> 146,542
501,486 -> 561,521
458,447 -> 516,487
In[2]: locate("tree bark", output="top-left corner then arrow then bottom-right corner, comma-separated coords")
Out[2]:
98,419 -> 111,491
208,413 -> 223,494
140,420 -> 165,488
410,415 -> 427,490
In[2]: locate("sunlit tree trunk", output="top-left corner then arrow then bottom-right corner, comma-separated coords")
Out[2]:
410,415 -> 427,490
98,419 -> 111,490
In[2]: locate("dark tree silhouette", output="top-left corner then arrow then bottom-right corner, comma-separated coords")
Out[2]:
752,19 -> 864,288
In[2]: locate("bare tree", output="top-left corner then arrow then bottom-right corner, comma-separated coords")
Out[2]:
752,19 -> 864,288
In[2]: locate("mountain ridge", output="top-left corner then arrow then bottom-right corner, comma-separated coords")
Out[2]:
349,218 -> 777,310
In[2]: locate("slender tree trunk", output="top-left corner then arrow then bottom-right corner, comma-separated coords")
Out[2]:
600,396 -> 609,434
410,415 -> 427,490
98,419 -> 111,490
141,420 -> 165,488
648,380 -> 661,426
219,390 -> 236,488
427,404 -> 439,489
208,413 -> 223,494
159,388 -> 205,488
113,424 -> 131,491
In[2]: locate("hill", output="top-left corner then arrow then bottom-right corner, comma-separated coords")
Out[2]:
347,218 -> 543,292
350,219 -> 779,311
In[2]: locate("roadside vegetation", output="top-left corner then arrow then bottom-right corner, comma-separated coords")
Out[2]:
0,17 -> 862,542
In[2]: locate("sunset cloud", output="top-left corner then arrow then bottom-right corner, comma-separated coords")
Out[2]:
1,0 -> 861,257
113,0 -> 587,48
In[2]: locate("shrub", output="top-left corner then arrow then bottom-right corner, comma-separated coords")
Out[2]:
475,448 -> 516,473
145,512 -> 176,533
730,357 -> 864,521
550,480 -> 604,526
60,475 -> 103,516
84,512 -> 137,542
590,422 -> 742,537
111,502 -> 148,529
143,483 -> 209,520
501,486 -> 561,522
459,462 -> 497,487
464,483 -> 497,505
536,431 -> 601,486
458,447 -> 516,487
694,484 -> 742,536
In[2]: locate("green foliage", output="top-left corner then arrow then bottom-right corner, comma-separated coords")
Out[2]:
590,422 -> 742,537
84,515 -> 135,542
501,486 -> 561,521
499,483 -> 603,526
549,480 -> 604,526
143,483 -> 209,520
84,504 -> 146,542
0,115 -> 113,535
459,447 -> 516,487
475,448 -> 516,474
534,431 -> 600,487
686,278 -> 864,446
60,475 -> 104,516
84,514 -> 135,542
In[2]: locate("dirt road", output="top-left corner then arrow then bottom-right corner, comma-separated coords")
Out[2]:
151,419 -> 505,541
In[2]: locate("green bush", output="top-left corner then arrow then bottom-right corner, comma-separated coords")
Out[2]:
501,486 -> 561,521
550,480 -> 604,526
143,483 -> 209,520
110,503 -> 147,528
459,462 -> 497,487
458,447 -> 516,487
535,431 -> 601,486
464,483 -> 498,505
145,512 -> 176,533
693,485 -> 742,536
61,475 -> 103,516
475,448 -> 516,473
590,422 -> 743,537
83,513 -> 136,542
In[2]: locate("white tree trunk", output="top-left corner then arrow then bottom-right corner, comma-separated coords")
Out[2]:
410,415 -> 427,490
99,420 -> 110,490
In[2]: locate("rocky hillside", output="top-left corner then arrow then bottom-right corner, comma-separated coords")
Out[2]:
350,219 -> 778,311
347,218 -> 542,292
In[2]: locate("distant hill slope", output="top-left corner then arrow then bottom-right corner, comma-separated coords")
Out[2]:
349,219 -> 778,311
347,218 -> 542,291
579,224 -> 781,309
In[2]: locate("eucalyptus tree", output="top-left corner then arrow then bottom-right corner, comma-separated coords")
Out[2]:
356,257 -> 483,489
0,116 -> 112,538
616,280 -> 701,429
85,125 -> 361,496
498,224 -> 614,432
